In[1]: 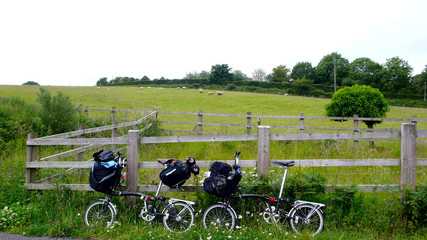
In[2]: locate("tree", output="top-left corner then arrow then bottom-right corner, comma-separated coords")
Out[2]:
233,70 -> 248,81
381,57 -> 413,93
348,58 -> 383,88
411,65 -> 427,94
141,76 -> 150,81
209,64 -> 233,84
96,78 -> 108,86
22,81 -> 40,86
291,62 -> 315,80
271,65 -> 291,82
326,84 -> 389,131
252,68 -> 267,81
314,52 -> 350,86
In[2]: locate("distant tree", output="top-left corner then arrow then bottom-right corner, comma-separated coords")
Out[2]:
209,64 -> 233,84
252,68 -> 267,81
184,70 -> 210,79
233,70 -> 248,81
271,65 -> 291,82
141,75 -> 150,81
381,57 -> 413,93
22,81 -> 40,86
411,65 -> 427,94
199,70 -> 211,79
96,77 -> 108,86
326,85 -> 389,145
291,62 -> 315,80
348,57 -> 383,88
314,52 -> 350,86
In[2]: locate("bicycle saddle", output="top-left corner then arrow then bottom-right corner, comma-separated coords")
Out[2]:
272,161 -> 295,167
157,158 -> 175,165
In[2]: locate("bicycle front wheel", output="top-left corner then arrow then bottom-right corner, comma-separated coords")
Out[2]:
202,203 -> 237,231
288,204 -> 324,236
162,202 -> 195,232
84,200 -> 115,228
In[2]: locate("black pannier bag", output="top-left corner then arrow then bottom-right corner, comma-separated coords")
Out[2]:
159,159 -> 192,188
89,151 -> 120,194
93,150 -> 115,162
203,161 -> 242,197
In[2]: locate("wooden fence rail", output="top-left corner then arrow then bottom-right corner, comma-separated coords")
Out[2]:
25,117 -> 427,193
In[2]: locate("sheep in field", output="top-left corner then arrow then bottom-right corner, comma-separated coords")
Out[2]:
199,89 -> 203,93
208,92 -> 214,95
217,91 -> 223,95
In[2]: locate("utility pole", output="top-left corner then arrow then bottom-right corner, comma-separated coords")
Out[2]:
333,56 -> 337,93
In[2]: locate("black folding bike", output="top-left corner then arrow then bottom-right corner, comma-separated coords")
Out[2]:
202,151 -> 326,236
84,152 -> 197,232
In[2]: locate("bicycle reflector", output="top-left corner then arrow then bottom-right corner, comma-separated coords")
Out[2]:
269,197 -> 276,203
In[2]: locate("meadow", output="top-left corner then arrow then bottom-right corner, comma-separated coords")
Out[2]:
0,85 -> 426,239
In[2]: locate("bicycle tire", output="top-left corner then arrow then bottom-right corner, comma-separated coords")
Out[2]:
162,202 -> 195,232
84,200 -> 115,228
288,204 -> 324,236
202,203 -> 237,231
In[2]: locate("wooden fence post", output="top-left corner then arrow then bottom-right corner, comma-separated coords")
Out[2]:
112,107 -> 116,122
257,126 -> 270,181
400,123 -> 417,190
353,114 -> 359,148
198,110 -> 203,135
133,118 -> 138,130
299,113 -> 305,133
126,130 -> 140,204
111,121 -> 117,151
84,106 -> 89,118
246,112 -> 252,135
78,125 -> 84,161
25,132 -> 38,185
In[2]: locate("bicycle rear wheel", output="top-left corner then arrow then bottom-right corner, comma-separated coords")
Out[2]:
288,204 -> 324,236
162,202 -> 195,232
84,200 -> 115,228
202,203 -> 237,231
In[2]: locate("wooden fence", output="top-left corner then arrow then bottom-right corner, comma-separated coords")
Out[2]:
25,108 -> 427,193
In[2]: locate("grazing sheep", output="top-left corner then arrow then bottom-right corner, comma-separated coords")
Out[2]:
147,87 -> 152,89
217,91 -> 223,95
208,92 -> 214,95
177,87 -> 181,89
140,87 -> 144,90
182,86 -> 187,90
284,93 -> 288,96
199,88 -> 203,93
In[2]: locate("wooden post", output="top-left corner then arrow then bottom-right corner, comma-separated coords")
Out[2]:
111,121 -> 117,151
78,125 -> 84,161
112,107 -> 116,122
353,114 -> 359,148
400,123 -> 417,190
411,116 -> 417,128
246,112 -> 252,135
133,118 -> 138,130
257,126 -> 270,181
25,132 -> 38,184
299,113 -> 305,133
84,106 -> 89,118
126,130 -> 140,204
198,110 -> 203,135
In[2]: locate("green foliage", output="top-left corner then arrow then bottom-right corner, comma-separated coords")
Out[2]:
349,57 -> 383,89
36,87 -> 78,135
271,65 -> 291,82
96,77 -> 108,86
209,64 -> 233,84
291,62 -> 315,80
382,57 -> 413,93
314,52 -> 350,85
326,85 -> 390,127
22,81 -> 40,86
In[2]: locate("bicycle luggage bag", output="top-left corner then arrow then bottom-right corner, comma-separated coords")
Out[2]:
89,151 -> 120,194
159,159 -> 191,188
203,161 -> 242,197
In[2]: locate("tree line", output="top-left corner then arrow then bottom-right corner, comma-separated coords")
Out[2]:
96,52 -> 427,95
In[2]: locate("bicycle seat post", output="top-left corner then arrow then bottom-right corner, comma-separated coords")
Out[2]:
155,181 -> 163,197
278,166 -> 289,199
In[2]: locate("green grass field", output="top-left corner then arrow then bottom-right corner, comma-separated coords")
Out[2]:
1,85 -> 426,239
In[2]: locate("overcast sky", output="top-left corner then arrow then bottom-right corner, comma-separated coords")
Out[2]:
1,0 -> 426,86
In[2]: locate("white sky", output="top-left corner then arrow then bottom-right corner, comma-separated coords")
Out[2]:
1,0 -> 426,86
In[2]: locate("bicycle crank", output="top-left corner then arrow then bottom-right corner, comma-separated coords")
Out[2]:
140,205 -> 155,221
